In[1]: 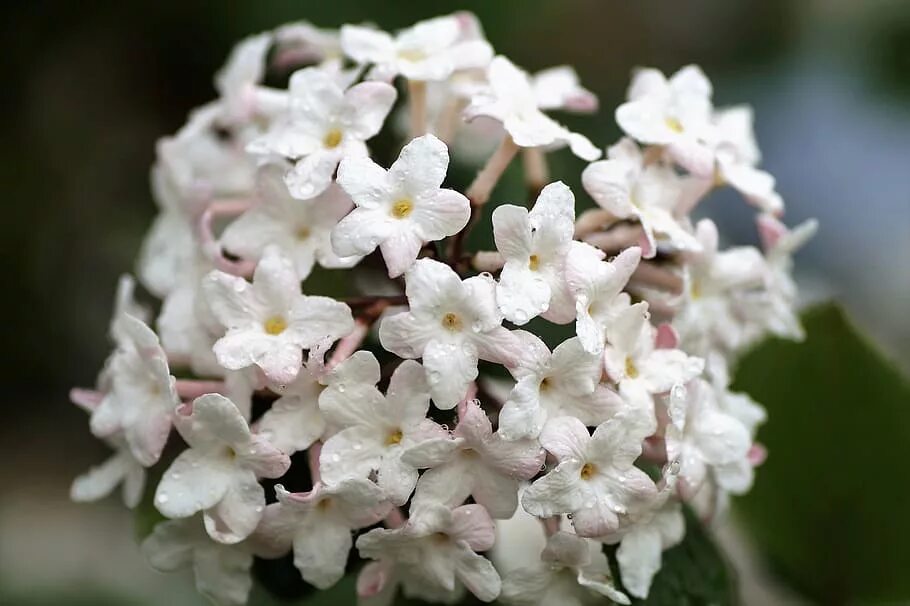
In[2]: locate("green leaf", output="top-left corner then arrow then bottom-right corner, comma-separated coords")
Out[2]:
611,507 -> 739,606
733,303 -> 910,603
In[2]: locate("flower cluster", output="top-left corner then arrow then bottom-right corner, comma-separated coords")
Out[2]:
70,12 -> 816,606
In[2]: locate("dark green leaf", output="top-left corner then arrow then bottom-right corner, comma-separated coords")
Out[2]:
733,303 -> 910,604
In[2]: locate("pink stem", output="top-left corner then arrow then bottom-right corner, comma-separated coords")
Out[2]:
631,262 -> 684,294
70,388 -> 104,412
465,136 -> 519,207
384,508 -> 406,529
542,516 -> 561,536
196,200 -> 257,277
326,321 -> 370,370
307,442 -> 322,485
175,379 -> 226,400
584,223 -> 645,252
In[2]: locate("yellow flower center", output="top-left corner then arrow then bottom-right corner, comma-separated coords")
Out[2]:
441,312 -> 462,331
391,199 -> 414,219
386,429 -> 404,446
224,446 -> 237,460
540,377 -> 552,391
528,254 -> 540,271
580,462 -> 596,480
690,282 -> 702,301
264,316 -> 288,335
665,116 -> 684,133
317,498 -> 333,511
398,49 -> 426,62
625,356 -> 639,379
323,128 -> 343,148
296,226 -> 311,240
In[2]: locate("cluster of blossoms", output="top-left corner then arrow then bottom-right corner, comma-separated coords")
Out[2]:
70,12 -> 816,606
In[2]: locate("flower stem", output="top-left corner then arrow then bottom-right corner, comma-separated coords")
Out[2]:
408,80 -> 428,139
522,147 -> 549,201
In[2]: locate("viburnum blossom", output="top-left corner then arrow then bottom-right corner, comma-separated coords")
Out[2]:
522,417 -> 658,537
203,246 -> 354,384
341,14 -> 493,82
492,181 -> 577,324
248,66 -> 397,200
332,134 -> 470,277
379,258 -> 522,408
500,531 -> 630,605
71,12 -> 816,605
154,394 -> 290,544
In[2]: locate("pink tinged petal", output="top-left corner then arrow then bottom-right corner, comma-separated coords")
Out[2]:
497,264 -> 550,325
401,436 -> 462,469
320,425 -> 384,484
455,547 -> 502,602
378,311 -> 436,359
126,405 -> 174,467
615,100 -> 674,144
141,519 -> 197,572
480,433 -> 545,480
492,204 -> 532,260
336,152 -> 390,210
450,504 -> 496,551
470,468 -> 521,519
378,455 -> 420,506
655,323 -> 679,349
155,450 -> 232,518
193,545 -> 255,606
204,471 -> 266,544
389,134 -> 449,195
616,527 -> 663,599
202,271 -> 262,331
454,399 -> 493,443
181,394 -> 252,448
255,394 -> 325,454
640,350 -> 704,393
331,207 -> 392,257
723,164 -> 784,214
357,560 -> 395,599
386,359 -> 431,422
213,333 -> 303,384
570,500 -> 620,538
582,159 -> 637,218
345,81 -> 398,140
423,339 -> 479,409
412,461 -> 474,510
498,379 -> 547,441
293,517 -> 353,589
411,188 -> 470,242
539,416 -> 590,463
666,138 -> 715,178
285,150 -> 339,200
288,296 -> 354,346
239,436 -> 290,478
380,227 -> 424,278
70,452 -> 132,504
340,25 -> 394,64
473,326 -> 523,367
521,459 -> 588,517
403,257 -> 466,310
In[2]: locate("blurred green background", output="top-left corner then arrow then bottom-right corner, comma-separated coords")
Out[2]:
2,1 -> 909,604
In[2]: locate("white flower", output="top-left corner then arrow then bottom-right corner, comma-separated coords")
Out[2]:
203,246 -> 354,384
532,66 -> 598,113
274,21 -> 343,66
492,181 -> 577,324
615,65 -> 715,176
565,243 -> 642,354
404,400 -> 544,518
379,258 -> 522,408
341,14 -> 493,82
332,134 -> 470,277
675,219 -> 768,356
221,164 -> 361,280
142,516 -> 253,606
711,106 -> 784,214
318,351 -> 448,505
90,313 -> 179,466
255,481 -> 391,589
357,502 -> 502,602
154,394 -> 290,544
522,417 -> 657,537
215,32 -> 272,123
499,333 -> 622,441
70,438 -> 146,509
582,138 -> 701,258
253,345 -> 329,455
500,531 -> 630,606
665,379 -> 753,497
612,500 -> 685,599
465,56 -> 600,161
248,66 -> 397,199
603,302 -> 704,434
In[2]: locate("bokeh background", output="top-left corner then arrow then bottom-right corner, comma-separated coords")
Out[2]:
2,1 -> 909,604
